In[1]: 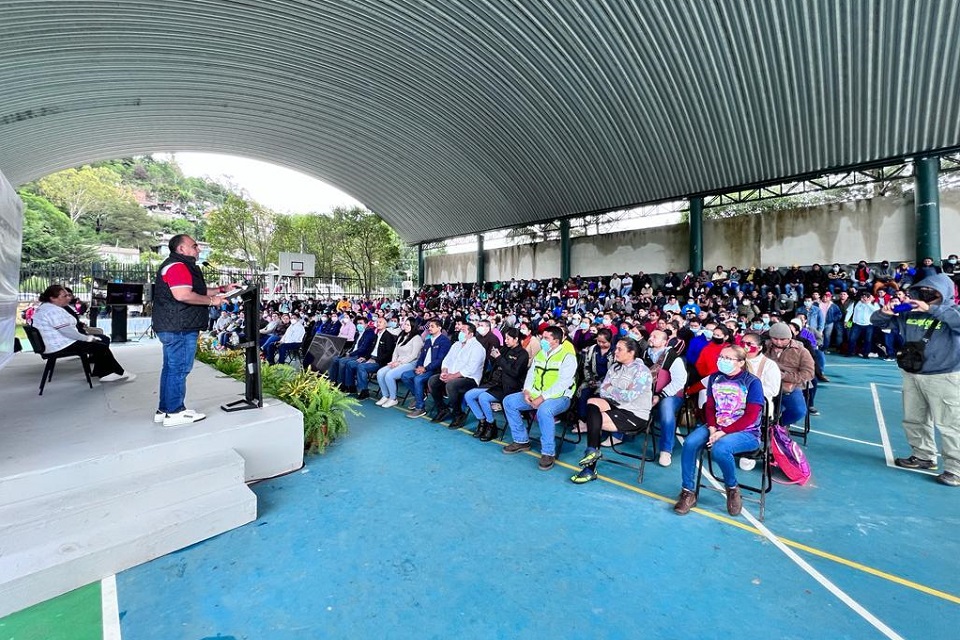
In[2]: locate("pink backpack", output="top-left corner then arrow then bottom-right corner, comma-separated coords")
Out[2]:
770,424 -> 811,485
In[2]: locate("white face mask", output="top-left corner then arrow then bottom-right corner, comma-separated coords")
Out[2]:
477,326 -> 489,336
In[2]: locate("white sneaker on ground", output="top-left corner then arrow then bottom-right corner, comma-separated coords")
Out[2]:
163,409 -> 206,428
153,411 -> 167,423
101,372 -> 136,383
375,397 -> 389,406
739,458 -> 757,471
658,451 -> 672,467
382,398 -> 398,408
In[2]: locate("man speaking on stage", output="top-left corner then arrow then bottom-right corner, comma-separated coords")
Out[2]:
153,234 -> 239,427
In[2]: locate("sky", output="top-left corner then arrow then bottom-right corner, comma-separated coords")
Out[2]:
156,152 -> 364,214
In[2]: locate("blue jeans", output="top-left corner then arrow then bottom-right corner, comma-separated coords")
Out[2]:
779,388 -> 807,427
848,324 -> 874,356
355,361 -> 380,391
327,355 -> 359,385
277,342 -> 299,364
655,395 -> 684,454
400,369 -> 433,409
464,388 -> 498,422
502,392 -> 571,456
681,425 -> 760,490
376,362 -> 415,399
157,330 -> 199,414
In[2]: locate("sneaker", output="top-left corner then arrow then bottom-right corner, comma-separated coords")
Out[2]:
406,408 -> 426,419
936,471 -> 960,486
570,467 -> 597,484
725,486 -> 743,516
538,454 -> 555,471
578,449 -> 602,467
808,406 -> 820,416
658,451 -> 672,467
894,455 -> 936,470
375,396 -> 389,406
382,398 -> 399,408
405,401 -> 418,410
739,457 -> 757,471
101,372 -> 136,383
153,411 -> 168,424
502,441 -> 531,454
673,489 -> 697,515
162,409 -> 206,428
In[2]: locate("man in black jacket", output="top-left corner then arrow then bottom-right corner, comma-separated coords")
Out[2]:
153,234 -> 238,427
353,317 -> 399,400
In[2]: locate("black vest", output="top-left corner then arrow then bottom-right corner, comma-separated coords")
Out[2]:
153,253 -> 209,332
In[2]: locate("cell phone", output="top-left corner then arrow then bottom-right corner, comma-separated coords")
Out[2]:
893,303 -> 914,314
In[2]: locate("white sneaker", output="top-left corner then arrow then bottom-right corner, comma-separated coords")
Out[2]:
163,409 -> 206,428
153,411 -> 167,423
658,451 -> 672,467
739,458 -> 757,471
382,398 -> 398,408
101,372 -> 135,383
375,396 -> 389,406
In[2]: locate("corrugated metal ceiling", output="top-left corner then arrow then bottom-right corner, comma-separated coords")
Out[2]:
1,0 -> 958,243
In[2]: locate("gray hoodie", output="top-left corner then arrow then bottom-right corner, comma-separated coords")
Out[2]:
870,273 -> 960,374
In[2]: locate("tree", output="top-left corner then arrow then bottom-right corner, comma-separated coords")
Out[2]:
95,199 -> 161,249
18,191 -> 98,270
328,207 -> 403,296
35,166 -> 126,223
205,195 -> 278,270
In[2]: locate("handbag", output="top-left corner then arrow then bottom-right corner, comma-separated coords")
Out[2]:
895,320 -> 940,373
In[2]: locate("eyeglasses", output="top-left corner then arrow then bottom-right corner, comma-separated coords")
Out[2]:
717,356 -> 744,363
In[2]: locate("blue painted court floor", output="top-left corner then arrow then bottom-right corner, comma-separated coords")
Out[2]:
116,355 -> 959,639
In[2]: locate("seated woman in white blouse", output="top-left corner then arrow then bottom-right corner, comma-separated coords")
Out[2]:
31,284 -> 135,383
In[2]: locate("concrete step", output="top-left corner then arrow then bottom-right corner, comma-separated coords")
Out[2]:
0,449 -> 246,546
0,452 -> 257,618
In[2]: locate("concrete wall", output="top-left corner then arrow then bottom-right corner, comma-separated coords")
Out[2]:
424,191 -> 960,283
0,171 -> 24,370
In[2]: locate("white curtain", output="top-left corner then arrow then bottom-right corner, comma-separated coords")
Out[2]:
0,171 -> 24,371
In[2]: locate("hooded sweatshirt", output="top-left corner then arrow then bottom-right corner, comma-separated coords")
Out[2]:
870,273 -> 960,375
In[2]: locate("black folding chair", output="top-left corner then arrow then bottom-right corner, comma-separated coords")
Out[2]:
23,325 -> 94,396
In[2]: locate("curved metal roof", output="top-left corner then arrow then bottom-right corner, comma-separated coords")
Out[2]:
1,0 -> 959,243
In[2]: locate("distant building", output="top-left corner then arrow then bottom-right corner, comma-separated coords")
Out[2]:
152,234 -> 212,262
96,245 -> 141,265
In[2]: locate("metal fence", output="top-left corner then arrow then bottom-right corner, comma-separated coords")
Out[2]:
17,263 -> 407,305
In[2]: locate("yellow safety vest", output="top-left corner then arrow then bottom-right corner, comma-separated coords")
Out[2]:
532,341 -> 577,399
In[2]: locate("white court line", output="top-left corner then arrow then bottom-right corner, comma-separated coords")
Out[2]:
870,383 -> 938,476
690,446 -> 905,640
808,429 -> 884,447
101,575 -> 122,640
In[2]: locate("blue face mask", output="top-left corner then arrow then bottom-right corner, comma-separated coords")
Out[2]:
356,323 -> 365,333
458,331 -> 467,343
619,327 -> 628,336
387,321 -> 398,329
540,338 -> 551,353
628,332 -> 641,341
717,358 -> 737,375
579,322 -> 588,330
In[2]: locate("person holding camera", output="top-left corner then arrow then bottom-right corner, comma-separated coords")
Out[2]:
871,273 -> 960,486
32,284 -> 134,383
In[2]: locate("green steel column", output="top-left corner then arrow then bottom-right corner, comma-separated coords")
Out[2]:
689,196 -> 704,274
559,219 -> 571,281
476,234 -> 485,285
913,156 -> 941,265
417,243 -> 425,288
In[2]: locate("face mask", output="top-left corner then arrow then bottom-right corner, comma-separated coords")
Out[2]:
832,266 -> 840,273
751,322 -> 764,330
520,327 -> 530,336
628,332 -> 641,341
804,301 -> 813,308
477,326 -> 489,336
761,317 -> 770,323
712,336 -> 725,344
717,358 -> 737,375
387,321 -> 398,329
356,323 -> 365,332
579,322 -> 588,330
619,327 -> 628,336
950,259 -> 958,265
540,338 -> 551,353
457,331 -> 467,343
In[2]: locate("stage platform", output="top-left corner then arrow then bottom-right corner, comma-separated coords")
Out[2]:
0,342 -> 304,617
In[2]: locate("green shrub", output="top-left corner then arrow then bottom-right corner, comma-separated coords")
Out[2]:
195,342 -> 359,453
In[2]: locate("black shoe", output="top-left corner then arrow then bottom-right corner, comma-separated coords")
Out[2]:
808,406 -> 819,416
894,455 -> 936,469
472,420 -> 487,438
430,408 -> 450,423
357,390 -> 370,400
448,413 -> 467,429
816,374 -> 830,383
479,420 -> 497,442
502,441 -> 531,454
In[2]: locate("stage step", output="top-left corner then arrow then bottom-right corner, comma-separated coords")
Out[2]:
0,449 -> 257,617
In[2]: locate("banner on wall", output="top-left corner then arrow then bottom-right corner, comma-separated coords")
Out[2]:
0,171 -> 24,371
